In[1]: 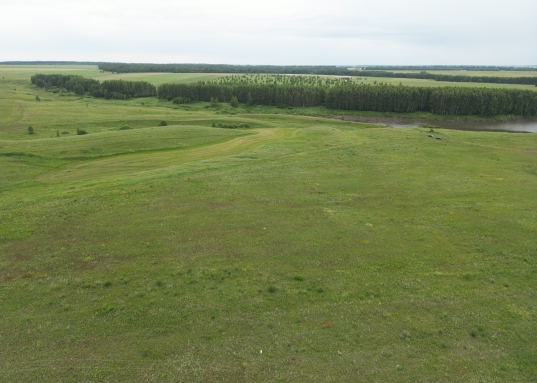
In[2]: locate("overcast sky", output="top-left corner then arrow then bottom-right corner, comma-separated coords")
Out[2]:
2,0 -> 536,65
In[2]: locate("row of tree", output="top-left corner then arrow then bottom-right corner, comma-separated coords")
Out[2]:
362,66 -> 537,72
97,64 -> 537,86
356,71 -> 537,86
98,63 -> 350,75
158,83 -> 326,107
31,74 -> 156,99
158,82 -> 537,116
326,86 -> 537,116
31,74 -> 99,94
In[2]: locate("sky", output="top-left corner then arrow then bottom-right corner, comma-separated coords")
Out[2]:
1,0 -> 536,65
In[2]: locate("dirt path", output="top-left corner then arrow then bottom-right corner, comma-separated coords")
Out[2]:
14,101 -> 27,122
39,128 -> 289,182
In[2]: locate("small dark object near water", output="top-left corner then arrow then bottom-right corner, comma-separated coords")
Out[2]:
435,137 -> 442,140
428,134 -> 434,138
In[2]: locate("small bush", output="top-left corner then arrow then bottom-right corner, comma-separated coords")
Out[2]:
294,275 -> 304,281
103,281 -> 112,287
76,129 -> 87,135
28,126 -> 34,134
156,280 -> 163,287
268,285 -> 277,293
35,95 -> 40,101
119,125 -> 132,130
230,96 -> 239,107
158,121 -> 167,126
172,96 -> 192,104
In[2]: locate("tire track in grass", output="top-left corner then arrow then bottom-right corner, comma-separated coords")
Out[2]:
39,128 -> 290,182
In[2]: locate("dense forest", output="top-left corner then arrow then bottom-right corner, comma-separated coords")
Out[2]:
30,73 -> 537,116
97,63 -> 537,86
30,74 -> 156,99
326,85 -> 537,116
158,82 -> 537,116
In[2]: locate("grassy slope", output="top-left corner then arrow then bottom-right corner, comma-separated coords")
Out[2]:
1,67 -> 537,382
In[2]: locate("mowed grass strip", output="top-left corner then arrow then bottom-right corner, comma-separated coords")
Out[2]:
38,127 -> 289,182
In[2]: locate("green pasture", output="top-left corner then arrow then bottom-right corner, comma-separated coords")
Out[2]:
0,65 -> 230,87
1,67 -> 537,382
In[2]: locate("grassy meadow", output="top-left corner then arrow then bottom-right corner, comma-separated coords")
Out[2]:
1,66 -> 537,382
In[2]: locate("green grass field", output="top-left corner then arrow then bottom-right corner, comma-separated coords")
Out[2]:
1,66 -> 537,382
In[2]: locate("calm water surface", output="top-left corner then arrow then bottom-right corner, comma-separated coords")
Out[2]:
385,118 -> 537,133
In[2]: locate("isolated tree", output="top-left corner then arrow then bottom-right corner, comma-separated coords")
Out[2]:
28,126 -> 34,134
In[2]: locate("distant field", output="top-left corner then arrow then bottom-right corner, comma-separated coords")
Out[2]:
3,65 -> 536,91
0,65 -> 231,86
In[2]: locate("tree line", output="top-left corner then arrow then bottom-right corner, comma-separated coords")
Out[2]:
31,74 -> 156,99
158,82 -> 537,116
356,71 -> 537,86
97,63 -> 537,86
326,86 -> 537,116
98,63 -> 352,75
362,66 -> 537,72
158,83 -> 326,107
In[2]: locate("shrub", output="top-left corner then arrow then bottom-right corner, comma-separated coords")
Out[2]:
230,96 -> 239,107
294,275 -> 304,281
268,285 -> 277,293
35,95 -> 40,101
172,96 -> 192,104
28,126 -> 34,134
119,125 -> 132,130
76,128 -> 87,135
158,121 -> 167,126
400,330 -> 410,340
